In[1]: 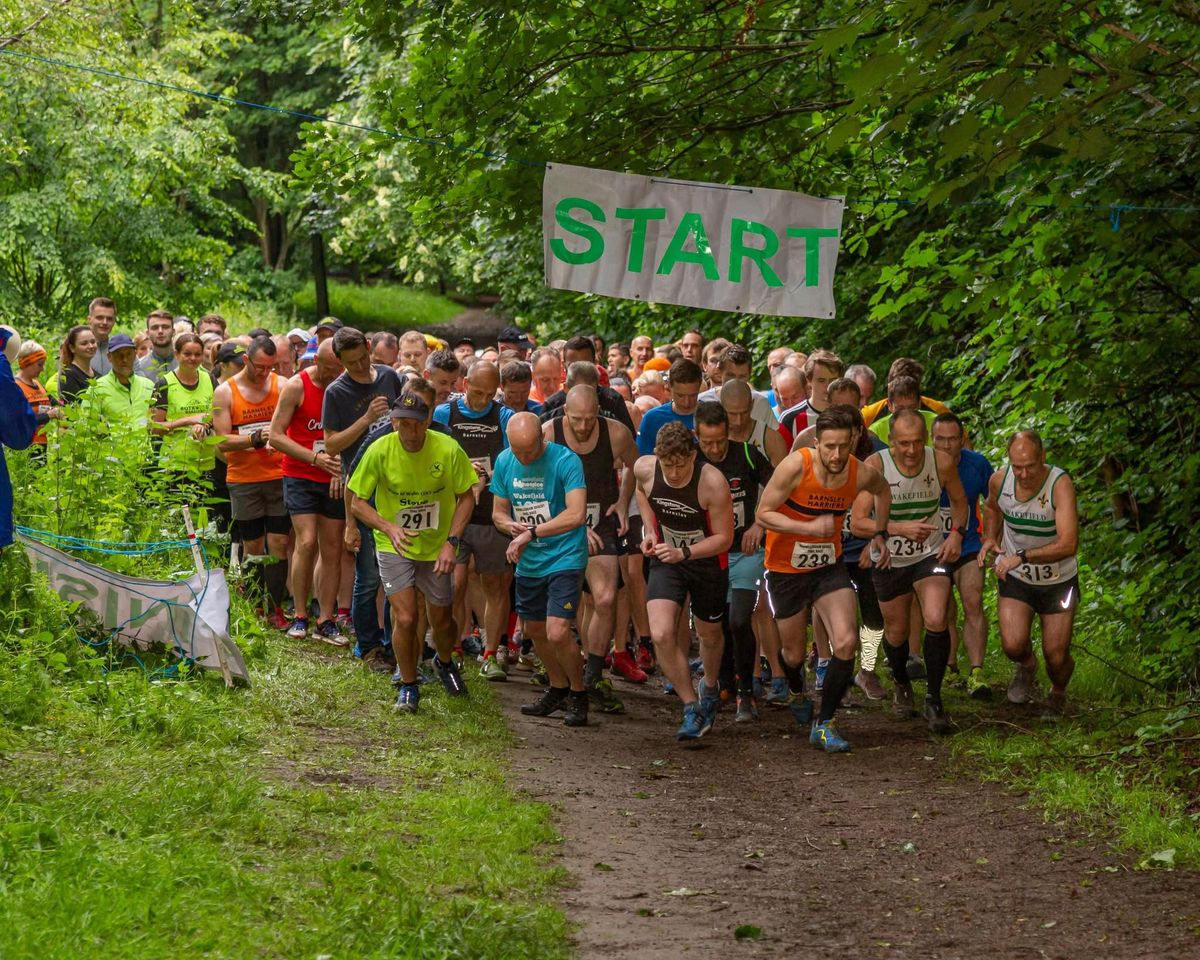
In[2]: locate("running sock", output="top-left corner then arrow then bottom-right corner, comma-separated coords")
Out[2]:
263,556 -> 289,610
883,640 -> 910,686
780,653 -> 806,695
859,625 -> 884,672
584,653 -> 606,687
924,628 -> 952,704
819,655 -> 855,723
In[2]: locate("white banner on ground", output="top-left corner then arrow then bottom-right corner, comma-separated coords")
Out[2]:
17,534 -> 249,685
543,162 -> 845,318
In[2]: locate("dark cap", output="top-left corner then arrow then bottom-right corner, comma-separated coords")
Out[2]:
106,333 -> 136,354
316,317 -> 343,333
391,392 -> 430,421
497,325 -> 533,348
216,343 -> 246,364
452,336 -> 475,349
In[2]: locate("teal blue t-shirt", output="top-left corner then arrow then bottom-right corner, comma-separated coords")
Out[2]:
490,442 -> 587,578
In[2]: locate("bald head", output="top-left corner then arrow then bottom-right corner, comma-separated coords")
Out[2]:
464,359 -> 500,412
507,411 -> 545,465
315,338 -> 344,382
565,383 -> 599,414
719,378 -> 752,407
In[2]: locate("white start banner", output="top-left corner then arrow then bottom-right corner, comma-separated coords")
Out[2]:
542,162 -> 845,318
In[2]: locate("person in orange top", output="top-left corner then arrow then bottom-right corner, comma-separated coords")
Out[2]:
214,335 -> 290,629
14,340 -> 61,448
756,406 -> 892,752
529,346 -> 563,405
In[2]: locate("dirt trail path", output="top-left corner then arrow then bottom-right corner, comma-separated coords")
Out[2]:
494,677 -> 1200,960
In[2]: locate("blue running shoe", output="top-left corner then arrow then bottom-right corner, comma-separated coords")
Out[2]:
394,683 -> 420,714
815,658 -> 829,692
788,692 -> 814,727
434,655 -> 468,697
676,702 -> 708,742
688,657 -> 703,677
461,630 -> 484,658
766,676 -> 790,706
698,681 -> 721,719
664,680 -> 677,697
752,675 -> 765,700
809,720 -> 850,753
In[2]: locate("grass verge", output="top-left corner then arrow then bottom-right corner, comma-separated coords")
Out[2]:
946,644 -> 1200,869
293,280 -> 462,331
0,612 -> 569,959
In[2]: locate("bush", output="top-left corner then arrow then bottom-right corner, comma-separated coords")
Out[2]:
292,279 -> 461,330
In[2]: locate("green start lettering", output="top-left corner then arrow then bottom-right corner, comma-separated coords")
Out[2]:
728,219 -> 783,287
785,227 -> 840,287
615,206 -> 666,272
550,197 -> 605,265
656,212 -> 719,281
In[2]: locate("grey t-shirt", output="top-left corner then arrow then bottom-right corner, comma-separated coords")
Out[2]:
91,340 -> 111,377
321,365 -> 407,475
135,350 -> 177,381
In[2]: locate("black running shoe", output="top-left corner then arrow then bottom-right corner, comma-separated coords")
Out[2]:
563,690 -> 589,727
521,687 -> 568,717
923,697 -> 954,735
434,655 -> 468,697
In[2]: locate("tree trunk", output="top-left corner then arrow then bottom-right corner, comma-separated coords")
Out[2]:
312,232 -> 329,319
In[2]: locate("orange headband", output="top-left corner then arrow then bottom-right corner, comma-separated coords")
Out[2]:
18,349 -> 46,369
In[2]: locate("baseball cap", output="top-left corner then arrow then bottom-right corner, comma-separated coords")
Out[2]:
390,393 -> 430,421
287,327 -> 310,342
497,325 -> 534,349
107,333 -> 136,354
452,336 -> 475,349
316,317 -> 343,333
216,343 -> 246,364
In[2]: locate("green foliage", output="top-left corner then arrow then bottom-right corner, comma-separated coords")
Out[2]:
292,278 -> 462,330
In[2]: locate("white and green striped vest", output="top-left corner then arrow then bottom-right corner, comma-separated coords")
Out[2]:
998,465 -> 1077,584
880,446 -> 943,568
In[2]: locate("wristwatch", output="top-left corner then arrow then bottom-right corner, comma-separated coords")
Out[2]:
447,535 -> 462,551
681,543 -> 692,560
251,429 -> 267,449
954,525 -> 967,538
530,525 -> 539,541
1017,548 -> 1028,563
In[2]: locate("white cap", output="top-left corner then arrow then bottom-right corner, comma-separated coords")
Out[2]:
287,327 -> 311,342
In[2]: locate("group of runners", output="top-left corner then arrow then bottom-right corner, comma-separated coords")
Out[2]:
15,298 -> 1081,750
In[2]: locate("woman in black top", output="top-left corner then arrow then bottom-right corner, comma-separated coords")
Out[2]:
57,325 -> 98,404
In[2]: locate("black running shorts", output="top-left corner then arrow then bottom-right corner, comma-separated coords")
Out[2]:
764,563 -> 853,621
645,557 -> 727,623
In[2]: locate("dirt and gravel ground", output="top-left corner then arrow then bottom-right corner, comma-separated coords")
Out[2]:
495,672 -> 1200,960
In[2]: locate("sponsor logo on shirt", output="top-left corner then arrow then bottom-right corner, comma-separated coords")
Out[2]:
454,422 -> 498,436
654,498 -> 697,514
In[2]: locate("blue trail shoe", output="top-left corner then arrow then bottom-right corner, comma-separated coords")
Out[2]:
766,676 -> 790,706
810,720 -> 851,753
788,692 -> 814,727
676,702 -> 710,742
394,683 -> 420,714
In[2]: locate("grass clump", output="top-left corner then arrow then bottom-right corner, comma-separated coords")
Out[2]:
293,280 -> 462,331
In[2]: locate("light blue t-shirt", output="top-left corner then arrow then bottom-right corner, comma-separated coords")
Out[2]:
491,442 -> 587,578
636,403 -> 694,456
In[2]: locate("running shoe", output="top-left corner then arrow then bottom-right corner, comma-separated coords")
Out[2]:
391,664 -> 403,687
636,642 -> 656,675
521,687 -> 567,716
906,654 -> 927,681
335,609 -> 354,635
515,651 -> 542,673
316,619 -> 349,647
394,683 -> 420,714
588,678 -> 625,714
529,667 -> 549,686
479,655 -> 508,682
966,667 -> 993,700
286,617 -> 309,640
788,691 -> 814,727
1041,690 -> 1067,721
676,701 -> 714,741
664,680 -> 677,697
688,657 -> 703,677
766,676 -> 790,706
1007,664 -> 1038,704
611,649 -> 648,684
734,694 -> 758,723
810,720 -> 851,753
814,658 -> 829,692
923,697 -> 954,735
752,675 -> 764,700
944,665 -> 966,689
434,655 -> 468,697
359,646 -> 395,674
267,607 -> 291,631
893,682 -> 918,718
563,691 -> 589,727
461,630 -> 484,658
854,668 -> 886,700
698,681 -> 721,720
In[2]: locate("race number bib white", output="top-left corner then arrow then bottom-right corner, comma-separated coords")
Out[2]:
790,541 -> 836,569
586,502 -> 602,529
732,500 -> 746,532
312,439 -> 326,455
514,500 -> 551,526
1016,562 -> 1061,584
660,525 -> 704,549
888,535 -> 932,561
236,420 -> 271,436
939,508 -> 954,537
395,501 -> 439,532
